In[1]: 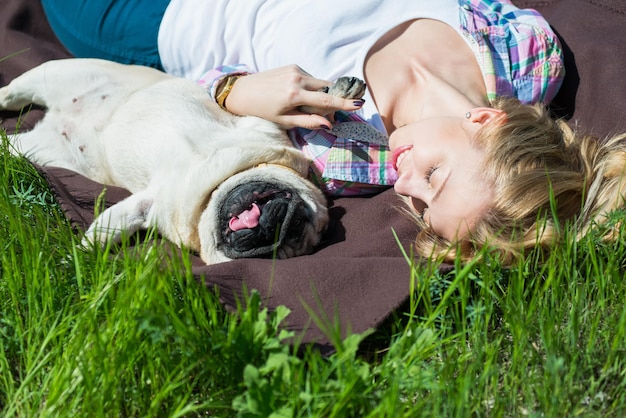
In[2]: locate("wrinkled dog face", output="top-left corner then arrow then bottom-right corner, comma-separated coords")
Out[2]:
218,181 -> 321,259
200,166 -> 329,263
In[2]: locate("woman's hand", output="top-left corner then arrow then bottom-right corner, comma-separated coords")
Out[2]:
223,65 -> 364,129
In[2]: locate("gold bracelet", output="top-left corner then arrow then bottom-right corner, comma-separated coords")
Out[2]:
215,75 -> 243,111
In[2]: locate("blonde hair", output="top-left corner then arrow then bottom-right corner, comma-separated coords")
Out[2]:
412,96 -> 626,265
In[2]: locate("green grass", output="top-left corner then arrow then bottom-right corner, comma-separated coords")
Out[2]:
1,126 -> 625,417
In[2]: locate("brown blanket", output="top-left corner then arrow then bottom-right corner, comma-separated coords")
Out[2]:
2,0 -> 625,352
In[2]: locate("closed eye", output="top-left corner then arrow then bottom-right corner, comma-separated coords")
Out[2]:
425,165 -> 438,185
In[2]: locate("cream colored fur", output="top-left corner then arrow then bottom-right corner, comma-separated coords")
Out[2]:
0,58 -> 329,264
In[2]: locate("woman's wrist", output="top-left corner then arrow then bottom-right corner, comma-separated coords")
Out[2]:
215,74 -> 245,112
196,64 -> 253,112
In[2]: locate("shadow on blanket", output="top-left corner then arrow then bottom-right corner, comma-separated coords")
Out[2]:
2,0 -> 626,353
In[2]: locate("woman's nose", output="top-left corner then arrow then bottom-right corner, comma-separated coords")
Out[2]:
393,177 -> 428,214
393,174 -> 414,197
394,174 -> 428,199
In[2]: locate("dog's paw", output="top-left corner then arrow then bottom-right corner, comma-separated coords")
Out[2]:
80,225 -> 109,249
321,76 -> 366,100
79,235 -> 96,250
0,86 -> 28,111
0,87 -> 9,110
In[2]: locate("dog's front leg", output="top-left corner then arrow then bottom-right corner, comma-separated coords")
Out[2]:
82,191 -> 154,248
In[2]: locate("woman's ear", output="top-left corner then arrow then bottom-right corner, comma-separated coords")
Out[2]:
467,107 -> 506,125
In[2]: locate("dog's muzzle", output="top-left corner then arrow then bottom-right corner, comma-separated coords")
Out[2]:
218,181 -> 315,259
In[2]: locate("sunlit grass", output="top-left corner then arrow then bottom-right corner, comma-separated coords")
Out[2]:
1,126 -> 625,417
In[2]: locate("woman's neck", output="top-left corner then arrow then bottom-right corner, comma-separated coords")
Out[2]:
364,19 -> 488,134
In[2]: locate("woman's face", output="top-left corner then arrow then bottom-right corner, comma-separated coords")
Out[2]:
389,109 -> 500,241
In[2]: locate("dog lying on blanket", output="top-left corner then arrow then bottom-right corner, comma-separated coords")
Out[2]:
0,58 -> 366,264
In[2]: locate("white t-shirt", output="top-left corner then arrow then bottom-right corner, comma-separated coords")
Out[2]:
157,0 -> 460,129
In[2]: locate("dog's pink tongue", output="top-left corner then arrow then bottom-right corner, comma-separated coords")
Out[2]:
229,203 -> 261,231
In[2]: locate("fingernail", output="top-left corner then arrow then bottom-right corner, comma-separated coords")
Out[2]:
353,99 -> 365,107
320,124 -> 331,130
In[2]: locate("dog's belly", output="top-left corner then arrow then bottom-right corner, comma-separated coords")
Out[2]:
57,80 -> 207,191
90,78 -> 290,193
28,79 -> 149,183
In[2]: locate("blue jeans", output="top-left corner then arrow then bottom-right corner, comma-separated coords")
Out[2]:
41,0 -> 170,69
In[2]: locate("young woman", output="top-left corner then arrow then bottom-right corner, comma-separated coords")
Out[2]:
41,0 -> 622,264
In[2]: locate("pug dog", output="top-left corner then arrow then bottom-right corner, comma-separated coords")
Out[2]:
0,58 -> 365,264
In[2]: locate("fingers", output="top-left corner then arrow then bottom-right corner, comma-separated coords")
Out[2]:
278,64 -> 330,93
297,90 -> 365,115
276,112 -> 334,130
277,100 -> 363,130
299,75 -> 332,92
290,90 -> 365,129
286,114 -> 332,130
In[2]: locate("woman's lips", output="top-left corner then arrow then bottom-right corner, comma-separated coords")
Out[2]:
392,145 -> 414,171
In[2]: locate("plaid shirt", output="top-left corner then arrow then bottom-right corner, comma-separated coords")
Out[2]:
198,0 -> 564,196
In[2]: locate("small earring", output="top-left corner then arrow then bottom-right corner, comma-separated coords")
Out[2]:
465,111 -> 471,119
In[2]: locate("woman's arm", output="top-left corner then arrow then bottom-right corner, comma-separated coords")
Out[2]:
217,65 -> 365,130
